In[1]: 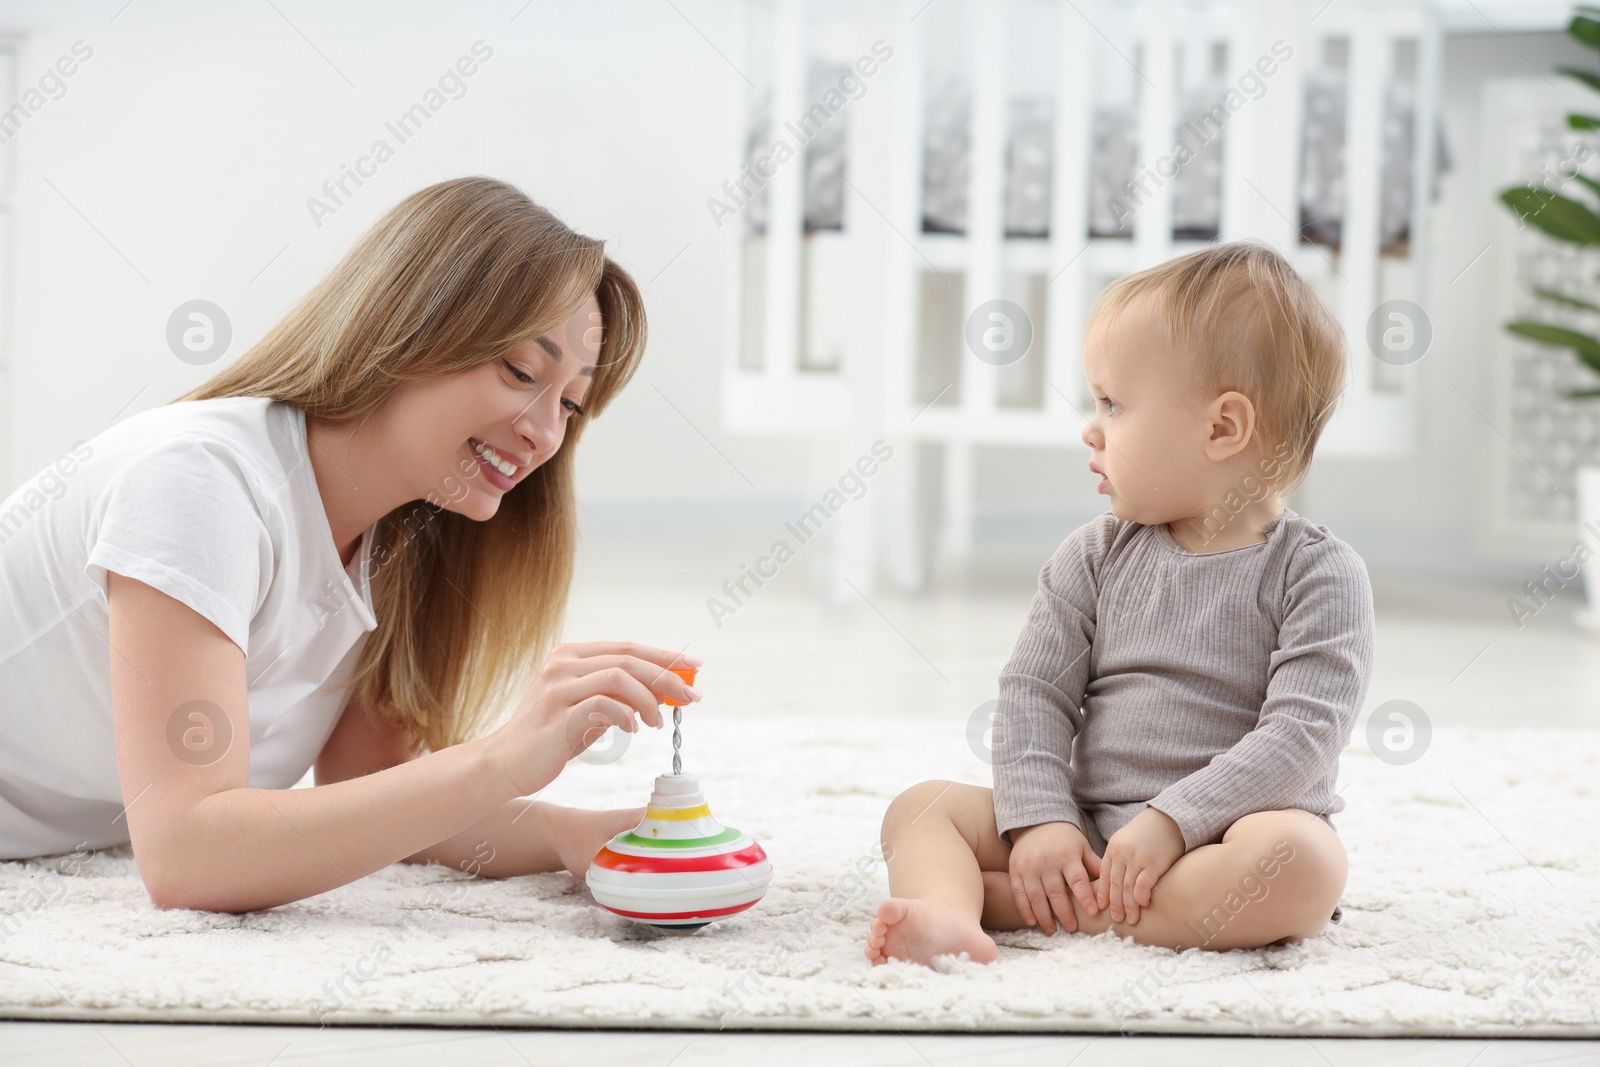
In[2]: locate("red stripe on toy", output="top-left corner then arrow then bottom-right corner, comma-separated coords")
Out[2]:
602,900 -> 757,921
592,843 -> 767,874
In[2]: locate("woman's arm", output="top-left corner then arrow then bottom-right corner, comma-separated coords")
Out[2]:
109,572 -> 692,912
111,571 -> 515,912
314,692 -> 571,878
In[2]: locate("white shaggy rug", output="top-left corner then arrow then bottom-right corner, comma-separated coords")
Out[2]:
2,711 -> 1598,1037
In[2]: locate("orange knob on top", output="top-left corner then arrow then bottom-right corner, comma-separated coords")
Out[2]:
662,666 -> 697,707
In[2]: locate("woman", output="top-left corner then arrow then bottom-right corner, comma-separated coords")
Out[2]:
0,176 -> 701,912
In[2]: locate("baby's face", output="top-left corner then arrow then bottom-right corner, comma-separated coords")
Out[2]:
1080,295 -> 1236,525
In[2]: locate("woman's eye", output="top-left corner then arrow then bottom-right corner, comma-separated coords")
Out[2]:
503,359 -> 534,385
561,398 -> 586,417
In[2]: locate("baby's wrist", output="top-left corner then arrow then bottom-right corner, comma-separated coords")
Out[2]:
1141,805 -> 1186,847
1011,819 -> 1080,842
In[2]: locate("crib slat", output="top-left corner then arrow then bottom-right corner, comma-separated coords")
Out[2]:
884,0 -> 926,426
1134,0 -> 1176,270
963,0 -> 1006,418
1313,5 -> 1422,454
719,0 -> 751,407
761,0 -> 807,385
1220,0 -> 1303,251
1337,17 -> 1388,414
943,0 -> 1010,564
1407,6 -> 1442,347
1046,0 -> 1094,418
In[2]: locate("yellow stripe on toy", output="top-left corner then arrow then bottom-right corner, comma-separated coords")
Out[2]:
646,804 -> 712,821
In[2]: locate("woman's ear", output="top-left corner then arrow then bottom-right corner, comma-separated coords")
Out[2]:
1204,390 -> 1256,461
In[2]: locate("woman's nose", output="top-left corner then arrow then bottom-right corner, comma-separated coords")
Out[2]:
514,409 -> 563,457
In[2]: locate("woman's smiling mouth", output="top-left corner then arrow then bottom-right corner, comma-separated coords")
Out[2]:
469,437 -> 523,490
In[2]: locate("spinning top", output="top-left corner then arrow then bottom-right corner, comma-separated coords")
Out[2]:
585,666 -> 773,929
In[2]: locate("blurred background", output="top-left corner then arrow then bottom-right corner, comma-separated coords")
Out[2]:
2,0 -> 1600,741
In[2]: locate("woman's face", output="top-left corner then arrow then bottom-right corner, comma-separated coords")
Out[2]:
390,294 -> 602,520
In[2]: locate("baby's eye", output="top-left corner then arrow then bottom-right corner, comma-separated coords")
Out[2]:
1097,396 -> 1120,415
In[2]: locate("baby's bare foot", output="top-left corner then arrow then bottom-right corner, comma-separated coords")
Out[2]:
864,898 -> 998,967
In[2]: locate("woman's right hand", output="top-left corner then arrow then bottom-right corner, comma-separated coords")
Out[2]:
488,641 -> 702,797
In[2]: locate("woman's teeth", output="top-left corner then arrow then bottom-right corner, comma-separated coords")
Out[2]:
473,440 -> 517,477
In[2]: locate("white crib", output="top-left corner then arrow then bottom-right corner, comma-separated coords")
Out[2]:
715,0 -> 1444,595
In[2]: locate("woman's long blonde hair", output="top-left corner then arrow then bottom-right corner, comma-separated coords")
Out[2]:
173,176 -> 647,754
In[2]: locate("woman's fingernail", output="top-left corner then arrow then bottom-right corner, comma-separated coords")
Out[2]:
682,654 -> 704,666
687,686 -> 702,701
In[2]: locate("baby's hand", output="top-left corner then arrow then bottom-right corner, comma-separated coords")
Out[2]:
1097,806 -> 1185,925
1007,821 -> 1102,935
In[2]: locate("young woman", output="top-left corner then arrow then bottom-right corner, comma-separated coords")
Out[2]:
0,176 -> 701,912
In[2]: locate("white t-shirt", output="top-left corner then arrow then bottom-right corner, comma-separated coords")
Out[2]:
0,396 -> 379,859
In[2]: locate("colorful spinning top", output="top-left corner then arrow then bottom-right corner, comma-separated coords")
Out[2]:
585,667 -> 773,929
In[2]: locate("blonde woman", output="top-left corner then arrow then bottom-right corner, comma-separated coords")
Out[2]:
0,176 -> 701,912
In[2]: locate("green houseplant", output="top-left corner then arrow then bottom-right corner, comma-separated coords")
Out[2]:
1500,6 -> 1600,396
1497,5 -> 1600,630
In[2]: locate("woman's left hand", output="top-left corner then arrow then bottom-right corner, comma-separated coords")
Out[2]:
1096,806 -> 1185,925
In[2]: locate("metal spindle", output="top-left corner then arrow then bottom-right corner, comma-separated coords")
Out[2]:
672,706 -> 683,775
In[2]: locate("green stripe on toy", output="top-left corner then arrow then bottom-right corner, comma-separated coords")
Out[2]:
618,826 -> 743,850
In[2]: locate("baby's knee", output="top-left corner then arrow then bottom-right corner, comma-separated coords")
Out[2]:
881,779 -> 982,835
1244,816 -> 1347,939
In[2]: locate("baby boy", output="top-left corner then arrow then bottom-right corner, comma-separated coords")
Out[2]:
866,240 -> 1376,966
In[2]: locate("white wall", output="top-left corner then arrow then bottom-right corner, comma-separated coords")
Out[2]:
0,0 -> 815,520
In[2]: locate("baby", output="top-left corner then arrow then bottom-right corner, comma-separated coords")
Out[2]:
866,240 -> 1376,967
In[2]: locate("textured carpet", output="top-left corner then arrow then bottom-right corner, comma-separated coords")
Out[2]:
1,712 -> 1598,1036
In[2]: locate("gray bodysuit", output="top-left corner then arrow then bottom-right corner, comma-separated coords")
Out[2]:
991,507 -> 1376,855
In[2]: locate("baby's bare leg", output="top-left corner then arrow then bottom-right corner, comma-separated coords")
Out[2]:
866,780 -> 1014,966
983,809 -> 1346,950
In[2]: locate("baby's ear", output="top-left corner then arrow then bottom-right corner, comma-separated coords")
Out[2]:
1205,391 -> 1257,460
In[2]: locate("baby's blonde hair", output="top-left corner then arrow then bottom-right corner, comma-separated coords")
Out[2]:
1086,239 -> 1346,496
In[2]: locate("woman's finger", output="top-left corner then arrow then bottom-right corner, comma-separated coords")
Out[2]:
556,667 -> 664,728
565,654 -> 700,706
554,640 -> 701,671
563,696 -> 635,753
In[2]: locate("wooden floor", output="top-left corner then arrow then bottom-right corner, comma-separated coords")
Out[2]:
4,546 -> 1598,1062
